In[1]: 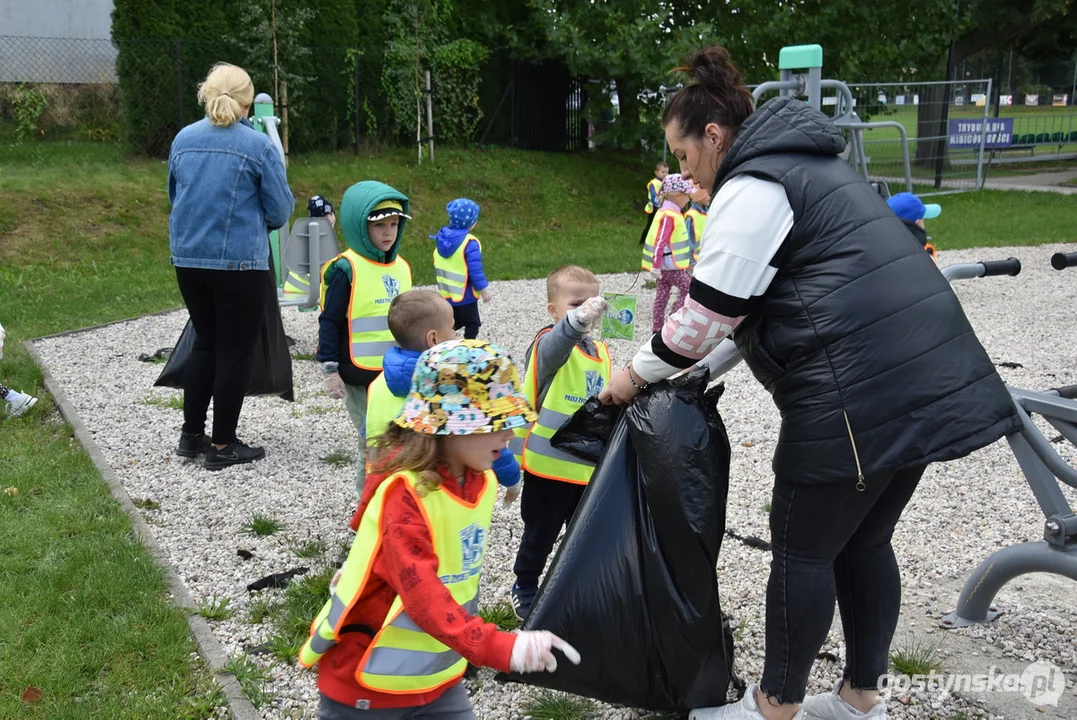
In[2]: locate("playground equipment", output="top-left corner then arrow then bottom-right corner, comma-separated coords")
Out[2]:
252,92 -> 335,310
937,256 -> 1077,629
754,45 -> 915,194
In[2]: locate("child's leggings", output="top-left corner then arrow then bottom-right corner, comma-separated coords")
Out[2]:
653,269 -> 692,332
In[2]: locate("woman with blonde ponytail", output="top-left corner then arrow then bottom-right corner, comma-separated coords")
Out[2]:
601,45 -> 1019,720
198,62 -> 255,128
167,62 -> 295,471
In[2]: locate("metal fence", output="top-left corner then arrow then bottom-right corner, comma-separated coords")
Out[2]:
837,80 -> 994,195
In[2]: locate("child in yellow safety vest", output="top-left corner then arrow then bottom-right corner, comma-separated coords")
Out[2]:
317,181 -> 414,499
361,289 -> 522,504
685,184 -> 710,265
508,265 -> 612,622
643,173 -> 695,333
431,198 -> 492,340
299,339 -> 580,717
638,160 -> 669,245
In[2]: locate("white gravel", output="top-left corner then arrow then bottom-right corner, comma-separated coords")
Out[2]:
30,242 -> 1077,720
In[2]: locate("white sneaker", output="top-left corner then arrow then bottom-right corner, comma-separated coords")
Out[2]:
800,683 -> 887,719
5,392 -> 37,418
690,684 -> 806,720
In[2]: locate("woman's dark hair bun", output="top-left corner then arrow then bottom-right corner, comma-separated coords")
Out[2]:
688,46 -> 745,94
664,45 -> 754,139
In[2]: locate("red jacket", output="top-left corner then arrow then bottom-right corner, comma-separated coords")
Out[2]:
319,466 -> 516,709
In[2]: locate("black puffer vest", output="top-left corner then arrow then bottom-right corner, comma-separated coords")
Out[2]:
719,97 -> 1019,485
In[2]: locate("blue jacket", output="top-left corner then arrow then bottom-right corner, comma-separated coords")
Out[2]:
366,347 -> 521,488
168,117 -> 295,271
434,228 -> 488,307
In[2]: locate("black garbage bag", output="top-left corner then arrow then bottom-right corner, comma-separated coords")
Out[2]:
549,395 -> 623,465
155,271 -> 295,401
499,368 -> 737,714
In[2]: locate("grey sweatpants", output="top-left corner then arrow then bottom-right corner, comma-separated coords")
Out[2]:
316,684 -> 476,719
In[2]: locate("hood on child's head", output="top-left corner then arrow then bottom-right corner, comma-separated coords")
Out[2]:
339,181 -> 410,264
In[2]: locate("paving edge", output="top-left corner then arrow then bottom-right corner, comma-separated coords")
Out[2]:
24,338 -> 262,720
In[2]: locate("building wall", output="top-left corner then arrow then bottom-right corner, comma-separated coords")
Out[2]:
1,0 -> 118,83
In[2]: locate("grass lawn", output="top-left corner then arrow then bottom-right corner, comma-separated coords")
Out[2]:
1,139 -> 1075,715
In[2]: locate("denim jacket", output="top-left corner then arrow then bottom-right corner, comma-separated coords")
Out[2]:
168,117 -> 295,271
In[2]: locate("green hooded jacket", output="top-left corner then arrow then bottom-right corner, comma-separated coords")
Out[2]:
324,180 -> 410,284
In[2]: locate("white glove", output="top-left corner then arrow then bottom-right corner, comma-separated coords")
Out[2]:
509,630 -> 581,673
649,267 -> 662,281
324,372 -> 346,400
572,296 -> 608,331
0,320 -> 5,360
481,288 -> 493,304
503,482 -> 521,507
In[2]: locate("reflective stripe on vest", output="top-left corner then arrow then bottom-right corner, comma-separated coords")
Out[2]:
283,270 -> 310,295
641,208 -> 692,271
518,331 -> 611,484
320,249 -> 412,372
298,469 -> 495,696
433,236 -> 480,303
685,206 -> 707,264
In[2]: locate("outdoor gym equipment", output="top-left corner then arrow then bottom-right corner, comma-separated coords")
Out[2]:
937,257 -> 1077,629
1051,252 -> 1077,270
754,45 -> 914,194
252,93 -> 333,311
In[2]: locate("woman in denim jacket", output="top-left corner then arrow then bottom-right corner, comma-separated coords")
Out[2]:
168,62 -> 295,471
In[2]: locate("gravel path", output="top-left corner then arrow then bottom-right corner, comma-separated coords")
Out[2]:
31,243 -> 1077,720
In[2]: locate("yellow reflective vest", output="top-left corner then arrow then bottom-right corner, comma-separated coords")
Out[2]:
299,469 -> 495,694
684,204 -> 708,265
511,330 -> 611,485
644,178 -> 662,214
641,208 -> 692,272
433,236 -> 481,303
319,249 -> 413,371
364,371 -> 403,450
283,268 -> 310,296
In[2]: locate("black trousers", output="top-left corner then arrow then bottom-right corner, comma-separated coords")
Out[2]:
761,465 -> 927,703
639,209 -> 657,245
452,302 -> 482,340
174,267 -> 268,445
513,471 -> 586,587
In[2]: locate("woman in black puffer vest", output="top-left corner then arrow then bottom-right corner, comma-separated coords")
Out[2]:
600,46 -> 1019,720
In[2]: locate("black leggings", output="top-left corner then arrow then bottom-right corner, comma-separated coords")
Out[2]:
174,267 -> 268,445
761,465 -> 926,704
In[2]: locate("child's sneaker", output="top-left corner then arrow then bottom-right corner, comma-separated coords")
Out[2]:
5,391 -> 37,418
800,682 -> 887,719
690,684 -> 806,720
511,583 -> 537,622
204,441 -> 266,471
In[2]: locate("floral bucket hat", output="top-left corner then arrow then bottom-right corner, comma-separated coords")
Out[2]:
394,339 -> 537,435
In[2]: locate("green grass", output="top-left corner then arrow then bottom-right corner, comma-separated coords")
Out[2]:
889,634 -> 944,676
221,654 -> 276,709
141,393 -> 184,410
265,564 -> 337,663
240,513 -> 284,537
292,351 -> 317,361
289,536 -> 329,559
0,138 -> 1073,714
246,594 -> 275,624
519,689 -> 598,720
321,450 -> 354,467
131,497 -> 160,511
196,596 -> 234,621
478,600 -> 522,631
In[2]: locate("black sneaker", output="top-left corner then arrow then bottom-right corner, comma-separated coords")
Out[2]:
511,583 -> 538,622
204,441 -> 266,471
176,431 -> 212,458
